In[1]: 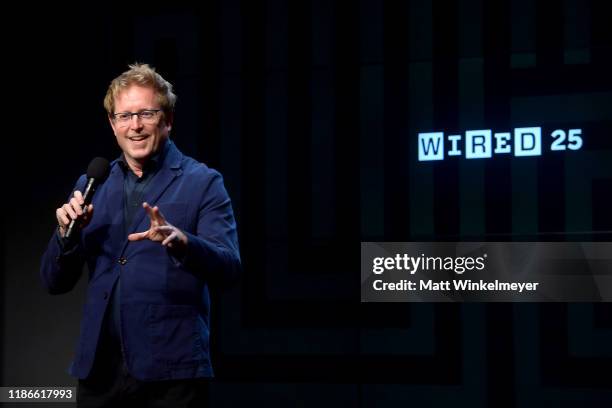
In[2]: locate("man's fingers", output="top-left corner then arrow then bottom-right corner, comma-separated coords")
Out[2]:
70,196 -> 83,216
143,202 -> 166,224
154,225 -> 174,234
155,225 -> 175,245
72,190 -> 84,216
82,205 -> 94,222
161,231 -> 177,246
62,203 -> 78,220
74,190 -> 84,205
81,204 -> 93,216
152,206 -> 166,224
154,225 -> 178,246
56,208 -> 70,226
128,230 -> 149,241
143,202 -> 160,223
56,192 -> 91,236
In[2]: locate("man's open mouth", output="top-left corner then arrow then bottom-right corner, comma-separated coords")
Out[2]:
128,135 -> 149,142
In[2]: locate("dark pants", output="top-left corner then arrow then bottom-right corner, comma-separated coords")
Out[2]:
78,376 -> 209,408
77,335 -> 209,408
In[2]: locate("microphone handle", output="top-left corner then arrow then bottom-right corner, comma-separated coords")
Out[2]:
65,178 -> 97,240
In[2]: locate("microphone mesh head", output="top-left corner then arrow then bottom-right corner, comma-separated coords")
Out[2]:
87,157 -> 111,180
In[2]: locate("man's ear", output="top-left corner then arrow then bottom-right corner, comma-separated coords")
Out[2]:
108,115 -> 117,133
164,111 -> 174,132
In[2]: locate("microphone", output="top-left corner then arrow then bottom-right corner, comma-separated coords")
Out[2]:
65,157 -> 110,240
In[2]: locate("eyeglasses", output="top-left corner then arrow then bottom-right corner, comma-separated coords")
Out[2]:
112,109 -> 162,126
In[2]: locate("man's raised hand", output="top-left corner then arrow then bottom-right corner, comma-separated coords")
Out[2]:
127,202 -> 188,249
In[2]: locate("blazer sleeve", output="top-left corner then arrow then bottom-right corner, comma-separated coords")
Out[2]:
40,175 -> 88,294
178,169 -> 242,287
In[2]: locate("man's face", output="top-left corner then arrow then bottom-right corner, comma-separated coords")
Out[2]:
109,85 -> 172,167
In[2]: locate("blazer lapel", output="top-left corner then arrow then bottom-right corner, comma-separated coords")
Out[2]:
104,163 -> 127,232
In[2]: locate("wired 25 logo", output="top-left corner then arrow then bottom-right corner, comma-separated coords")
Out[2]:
418,127 -> 583,161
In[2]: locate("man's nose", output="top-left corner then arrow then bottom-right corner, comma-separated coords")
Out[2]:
129,114 -> 144,128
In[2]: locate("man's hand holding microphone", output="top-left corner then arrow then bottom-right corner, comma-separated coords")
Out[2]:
56,190 -> 94,238
56,157 -> 110,241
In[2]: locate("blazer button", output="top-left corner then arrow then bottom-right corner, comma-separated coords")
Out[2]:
103,291 -> 109,300
118,257 -> 127,265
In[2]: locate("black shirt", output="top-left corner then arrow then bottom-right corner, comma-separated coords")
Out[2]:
104,140 -> 170,351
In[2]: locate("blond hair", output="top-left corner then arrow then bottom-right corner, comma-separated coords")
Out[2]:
104,63 -> 177,117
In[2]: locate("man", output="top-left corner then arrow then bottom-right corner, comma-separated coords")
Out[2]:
40,63 -> 241,407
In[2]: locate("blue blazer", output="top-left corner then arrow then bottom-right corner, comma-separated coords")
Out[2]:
40,141 -> 241,381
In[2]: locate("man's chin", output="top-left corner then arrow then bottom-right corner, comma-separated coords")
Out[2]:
128,146 -> 151,157
125,153 -> 151,165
